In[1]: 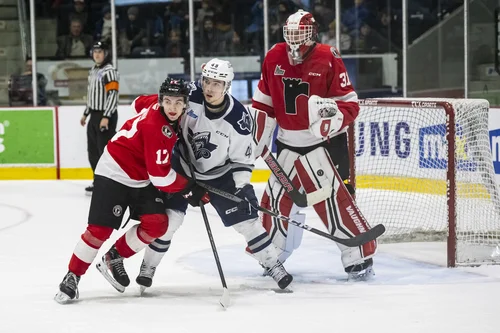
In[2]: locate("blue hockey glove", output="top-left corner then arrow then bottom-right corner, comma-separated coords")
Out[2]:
235,184 -> 259,215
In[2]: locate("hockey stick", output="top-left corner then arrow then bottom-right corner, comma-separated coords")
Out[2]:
198,200 -> 230,309
185,145 -> 230,309
260,146 -> 332,207
196,181 -> 385,248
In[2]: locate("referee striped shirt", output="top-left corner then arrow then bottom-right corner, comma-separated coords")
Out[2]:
83,63 -> 119,118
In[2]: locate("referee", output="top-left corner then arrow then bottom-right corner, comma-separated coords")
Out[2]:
80,41 -> 119,195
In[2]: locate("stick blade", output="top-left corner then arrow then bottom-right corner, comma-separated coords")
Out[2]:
219,288 -> 230,309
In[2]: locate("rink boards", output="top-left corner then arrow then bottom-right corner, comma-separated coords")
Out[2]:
1,105 -> 500,194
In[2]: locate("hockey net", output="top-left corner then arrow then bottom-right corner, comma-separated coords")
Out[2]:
348,98 -> 500,267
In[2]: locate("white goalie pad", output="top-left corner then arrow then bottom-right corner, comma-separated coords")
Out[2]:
247,106 -> 277,158
294,147 -> 335,198
308,95 -> 344,138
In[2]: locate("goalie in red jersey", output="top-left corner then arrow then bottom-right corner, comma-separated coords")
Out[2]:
55,78 -> 192,303
251,10 -> 377,280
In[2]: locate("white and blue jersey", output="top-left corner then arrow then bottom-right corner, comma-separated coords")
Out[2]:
174,81 -> 254,189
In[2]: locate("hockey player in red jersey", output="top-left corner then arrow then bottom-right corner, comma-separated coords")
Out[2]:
251,10 -> 377,280
55,78 -> 191,303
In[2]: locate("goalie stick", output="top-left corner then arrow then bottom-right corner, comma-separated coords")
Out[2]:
196,181 -> 385,247
260,146 -> 333,207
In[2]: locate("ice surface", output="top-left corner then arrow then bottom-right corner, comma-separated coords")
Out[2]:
0,180 -> 499,333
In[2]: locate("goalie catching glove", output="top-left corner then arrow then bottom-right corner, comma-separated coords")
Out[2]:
308,95 -> 344,138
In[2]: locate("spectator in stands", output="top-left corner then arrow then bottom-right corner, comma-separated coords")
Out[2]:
351,23 -> 386,53
270,1 -> 295,44
9,58 -> 48,106
165,29 -> 184,57
245,1 -> 264,54
55,18 -> 93,58
94,5 -> 113,45
195,0 -> 215,34
320,20 -> 351,53
118,6 -> 147,56
57,0 -> 92,36
341,0 -> 371,33
195,16 -> 218,56
312,1 -> 334,33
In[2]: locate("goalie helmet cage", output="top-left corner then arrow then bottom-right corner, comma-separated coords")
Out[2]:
347,98 -> 500,267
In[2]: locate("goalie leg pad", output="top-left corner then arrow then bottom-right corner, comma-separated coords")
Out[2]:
294,147 -> 377,268
144,209 -> 185,267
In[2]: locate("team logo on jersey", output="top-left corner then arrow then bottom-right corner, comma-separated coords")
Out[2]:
237,111 -> 252,132
274,65 -> 285,75
330,47 -> 341,58
112,205 -> 123,217
162,125 -> 173,138
188,128 -> 218,160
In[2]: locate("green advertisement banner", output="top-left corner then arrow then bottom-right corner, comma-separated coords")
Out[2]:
0,109 -> 55,165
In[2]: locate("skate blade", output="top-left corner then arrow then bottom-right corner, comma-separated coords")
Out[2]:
85,191 -> 92,197
139,285 -> 147,296
219,287 -> 230,309
54,291 -> 72,304
96,262 -> 126,293
347,267 -> 375,282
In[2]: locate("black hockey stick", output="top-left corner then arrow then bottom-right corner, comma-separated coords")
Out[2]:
260,146 -> 332,207
185,146 -> 230,309
196,181 -> 385,248
198,200 -> 230,308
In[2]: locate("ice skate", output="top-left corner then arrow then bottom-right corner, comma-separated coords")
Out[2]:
267,261 -> 293,289
136,260 -> 156,295
96,245 -> 130,293
346,258 -> 375,282
54,271 -> 80,304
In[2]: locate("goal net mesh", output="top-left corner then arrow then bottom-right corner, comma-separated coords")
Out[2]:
351,99 -> 500,265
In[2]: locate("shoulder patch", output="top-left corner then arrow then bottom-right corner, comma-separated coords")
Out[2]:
224,99 -> 252,135
330,46 -> 341,59
161,125 -> 173,138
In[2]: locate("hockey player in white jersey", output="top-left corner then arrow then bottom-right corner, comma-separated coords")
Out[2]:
134,58 -> 293,293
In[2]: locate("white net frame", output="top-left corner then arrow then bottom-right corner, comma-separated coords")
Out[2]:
348,98 -> 500,267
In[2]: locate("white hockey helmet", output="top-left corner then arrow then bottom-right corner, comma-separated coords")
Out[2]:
201,58 -> 235,93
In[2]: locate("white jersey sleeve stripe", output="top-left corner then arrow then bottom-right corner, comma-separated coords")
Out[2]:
330,91 -> 358,103
253,86 -> 274,107
149,168 -> 178,188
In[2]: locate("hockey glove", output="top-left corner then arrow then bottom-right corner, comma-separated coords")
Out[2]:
235,184 -> 259,215
178,175 -> 210,207
184,184 -> 210,207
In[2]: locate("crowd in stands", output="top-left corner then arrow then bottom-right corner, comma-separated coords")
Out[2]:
30,0 -> 464,60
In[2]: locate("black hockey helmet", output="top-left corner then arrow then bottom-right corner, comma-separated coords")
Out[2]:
158,77 -> 190,105
90,41 -> 110,61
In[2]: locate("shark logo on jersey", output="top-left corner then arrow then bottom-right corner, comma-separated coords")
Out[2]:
237,111 -> 252,132
188,128 -> 218,159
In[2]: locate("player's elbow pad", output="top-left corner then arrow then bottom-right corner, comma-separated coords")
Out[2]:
248,106 -> 276,158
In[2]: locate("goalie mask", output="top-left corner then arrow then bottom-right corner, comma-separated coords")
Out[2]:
283,10 -> 318,66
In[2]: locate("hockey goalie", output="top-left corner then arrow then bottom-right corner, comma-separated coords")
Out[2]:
250,9 -> 377,281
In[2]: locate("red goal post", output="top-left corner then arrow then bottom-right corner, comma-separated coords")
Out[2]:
347,98 -> 500,267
